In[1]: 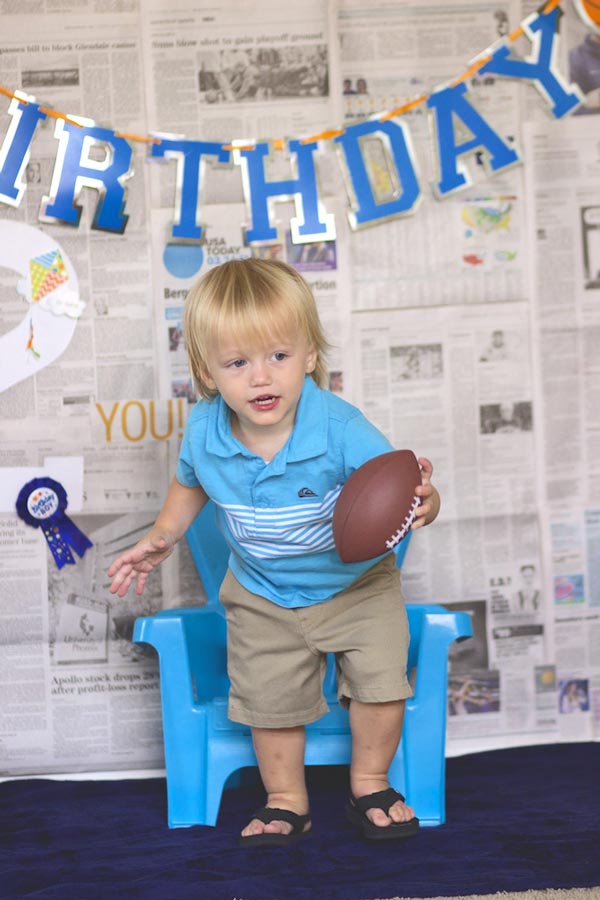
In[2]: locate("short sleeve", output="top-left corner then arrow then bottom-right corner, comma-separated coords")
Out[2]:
342,412 -> 394,479
175,424 -> 201,487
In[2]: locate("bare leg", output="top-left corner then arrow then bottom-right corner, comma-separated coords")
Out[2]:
240,725 -> 311,838
349,698 -> 415,827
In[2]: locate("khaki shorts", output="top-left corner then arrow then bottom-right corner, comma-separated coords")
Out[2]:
218,554 -> 412,728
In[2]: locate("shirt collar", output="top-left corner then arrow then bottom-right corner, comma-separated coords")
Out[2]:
285,376 -> 328,462
204,394 -> 241,458
204,376 -> 329,463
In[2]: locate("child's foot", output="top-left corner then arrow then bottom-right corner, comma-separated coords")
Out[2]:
347,781 -> 419,839
352,784 -> 415,828
239,805 -> 311,847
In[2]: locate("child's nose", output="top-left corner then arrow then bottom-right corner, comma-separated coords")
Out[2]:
250,360 -> 271,384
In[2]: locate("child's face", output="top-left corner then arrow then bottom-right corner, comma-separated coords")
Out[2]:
202,330 -> 317,443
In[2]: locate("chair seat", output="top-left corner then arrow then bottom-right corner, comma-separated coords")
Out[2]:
209,699 -> 252,734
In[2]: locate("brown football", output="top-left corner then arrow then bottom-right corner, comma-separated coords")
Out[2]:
333,450 -> 421,563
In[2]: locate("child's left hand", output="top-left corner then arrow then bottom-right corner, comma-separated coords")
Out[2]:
411,456 -> 441,529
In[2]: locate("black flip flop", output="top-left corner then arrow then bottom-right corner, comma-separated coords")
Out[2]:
238,806 -> 311,848
346,788 -> 420,841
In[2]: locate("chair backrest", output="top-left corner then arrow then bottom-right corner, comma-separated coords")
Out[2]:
185,502 -> 230,606
185,499 -> 412,608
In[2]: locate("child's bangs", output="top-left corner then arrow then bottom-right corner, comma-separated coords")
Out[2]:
211,286 -> 303,351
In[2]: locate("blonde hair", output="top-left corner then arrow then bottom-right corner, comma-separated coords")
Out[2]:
183,257 -> 330,399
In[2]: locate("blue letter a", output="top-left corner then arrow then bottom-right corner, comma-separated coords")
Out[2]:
427,82 -> 519,196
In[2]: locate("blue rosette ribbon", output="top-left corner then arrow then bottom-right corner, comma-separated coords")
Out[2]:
16,477 -> 93,569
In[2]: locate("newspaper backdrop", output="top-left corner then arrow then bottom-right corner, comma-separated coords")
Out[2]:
0,0 -> 599,778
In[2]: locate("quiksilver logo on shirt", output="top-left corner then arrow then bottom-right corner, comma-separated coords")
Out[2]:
298,487 -> 317,497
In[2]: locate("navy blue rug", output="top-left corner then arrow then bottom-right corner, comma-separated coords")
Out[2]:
1,743 -> 599,900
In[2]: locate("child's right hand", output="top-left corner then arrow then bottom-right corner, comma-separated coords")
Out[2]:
108,530 -> 175,598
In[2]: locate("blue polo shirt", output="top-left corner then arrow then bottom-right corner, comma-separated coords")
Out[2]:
176,376 -> 394,608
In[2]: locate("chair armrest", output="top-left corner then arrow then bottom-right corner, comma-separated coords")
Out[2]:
133,606 -> 228,706
410,607 -> 472,700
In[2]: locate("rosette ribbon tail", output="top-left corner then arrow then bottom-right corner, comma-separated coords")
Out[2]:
42,516 -> 93,568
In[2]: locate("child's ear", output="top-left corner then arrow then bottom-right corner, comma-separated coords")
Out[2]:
200,365 -> 216,390
305,346 -> 318,374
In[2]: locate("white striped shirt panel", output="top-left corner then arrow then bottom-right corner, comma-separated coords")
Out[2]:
215,486 -> 341,558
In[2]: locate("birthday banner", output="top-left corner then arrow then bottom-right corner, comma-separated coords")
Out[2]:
0,0 -> 594,247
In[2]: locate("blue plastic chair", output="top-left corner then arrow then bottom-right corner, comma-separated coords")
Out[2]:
133,501 -> 472,828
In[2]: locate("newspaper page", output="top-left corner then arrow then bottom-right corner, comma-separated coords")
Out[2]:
0,409 -> 206,775
524,114 -> 600,745
0,508 -> 163,776
0,12 -> 180,774
352,302 -> 559,753
0,11 -> 156,422
336,0 -> 526,309
141,0 -> 340,212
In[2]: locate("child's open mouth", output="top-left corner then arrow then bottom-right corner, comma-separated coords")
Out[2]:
251,395 -> 279,410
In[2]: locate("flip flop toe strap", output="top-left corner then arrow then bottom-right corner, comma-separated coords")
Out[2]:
352,788 -> 406,816
252,807 -> 310,833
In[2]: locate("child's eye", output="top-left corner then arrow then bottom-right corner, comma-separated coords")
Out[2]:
228,359 -> 246,369
273,351 -> 288,362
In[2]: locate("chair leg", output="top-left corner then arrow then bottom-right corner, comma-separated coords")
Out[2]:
202,742 -> 259,827
167,774 -> 206,828
202,772 -> 229,827
166,765 -> 225,827
163,715 -> 211,827
401,706 -> 446,825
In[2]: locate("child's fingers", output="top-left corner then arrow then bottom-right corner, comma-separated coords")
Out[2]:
109,562 -> 136,597
108,566 -> 126,592
411,501 -> 431,529
135,572 -> 149,596
107,557 -> 124,578
417,456 -> 433,479
116,570 -> 137,598
108,548 -> 141,577
107,536 -> 170,598
109,540 -> 157,575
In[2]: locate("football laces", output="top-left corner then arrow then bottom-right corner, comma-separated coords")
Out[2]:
385,495 -> 420,549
